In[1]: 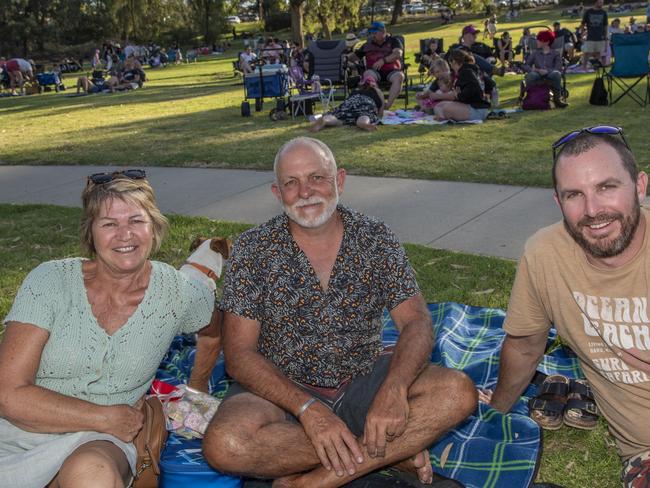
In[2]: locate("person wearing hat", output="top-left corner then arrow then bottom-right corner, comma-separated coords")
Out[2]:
448,25 -> 504,77
345,33 -> 359,50
346,21 -> 404,110
309,73 -> 385,132
343,33 -> 362,84
522,30 -> 568,108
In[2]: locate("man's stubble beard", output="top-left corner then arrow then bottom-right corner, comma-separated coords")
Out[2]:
563,196 -> 641,259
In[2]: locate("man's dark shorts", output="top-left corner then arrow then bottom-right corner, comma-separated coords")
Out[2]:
223,351 -> 392,438
366,68 -> 402,84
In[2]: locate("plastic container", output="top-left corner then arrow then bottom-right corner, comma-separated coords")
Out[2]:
244,71 -> 288,98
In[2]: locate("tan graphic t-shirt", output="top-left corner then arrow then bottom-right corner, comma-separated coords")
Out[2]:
505,209 -> 650,460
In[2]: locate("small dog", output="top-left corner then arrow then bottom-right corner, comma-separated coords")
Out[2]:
179,236 -> 232,291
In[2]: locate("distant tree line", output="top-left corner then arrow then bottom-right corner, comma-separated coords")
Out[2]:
0,0 -> 492,58
0,0 -> 232,58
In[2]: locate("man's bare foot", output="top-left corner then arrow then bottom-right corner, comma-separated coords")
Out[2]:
394,449 -> 433,484
308,117 -> 326,133
357,121 -> 377,132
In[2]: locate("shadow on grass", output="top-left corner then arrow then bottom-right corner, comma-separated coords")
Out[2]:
0,82 -> 242,117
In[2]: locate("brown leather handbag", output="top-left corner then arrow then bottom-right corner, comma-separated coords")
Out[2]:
132,396 -> 168,488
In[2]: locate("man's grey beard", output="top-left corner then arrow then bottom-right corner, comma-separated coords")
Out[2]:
284,192 -> 339,229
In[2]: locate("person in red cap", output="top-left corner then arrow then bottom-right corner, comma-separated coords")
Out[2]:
522,30 -> 568,108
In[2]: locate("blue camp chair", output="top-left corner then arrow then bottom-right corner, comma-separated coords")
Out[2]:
603,32 -> 650,107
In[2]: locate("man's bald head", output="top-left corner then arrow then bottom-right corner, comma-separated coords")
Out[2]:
273,137 -> 338,183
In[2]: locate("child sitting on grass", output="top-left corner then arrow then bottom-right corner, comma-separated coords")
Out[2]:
415,58 -> 452,114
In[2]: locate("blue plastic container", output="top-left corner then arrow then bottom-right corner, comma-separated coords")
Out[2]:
36,72 -> 61,86
244,70 -> 288,99
159,434 -> 242,488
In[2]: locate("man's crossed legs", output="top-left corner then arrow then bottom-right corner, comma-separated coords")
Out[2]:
203,355 -> 476,488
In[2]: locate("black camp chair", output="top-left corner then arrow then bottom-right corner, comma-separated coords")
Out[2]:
305,39 -> 349,99
415,38 -> 445,82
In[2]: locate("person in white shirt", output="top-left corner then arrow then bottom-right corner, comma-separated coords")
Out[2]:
239,46 -> 257,74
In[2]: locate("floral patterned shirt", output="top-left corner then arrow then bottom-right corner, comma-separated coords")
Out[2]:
221,206 -> 420,387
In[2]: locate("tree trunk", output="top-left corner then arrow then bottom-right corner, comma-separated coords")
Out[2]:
258,0 -> 264,23
316,11 -> 331,40
130,0 -> 138,41
205,1 -> 211,44
390,0 -> 403,25
290,1 -> 305,47
37,9 -> 46,52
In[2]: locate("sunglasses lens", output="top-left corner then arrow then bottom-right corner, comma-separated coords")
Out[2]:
588,125 -> 621,135
89,173 -> 112,184
553,130 -> 580,149
122,169 -> 146,179
87,169 -> 146,185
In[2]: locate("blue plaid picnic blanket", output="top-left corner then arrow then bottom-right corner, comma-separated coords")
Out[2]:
156,302 -> 583,488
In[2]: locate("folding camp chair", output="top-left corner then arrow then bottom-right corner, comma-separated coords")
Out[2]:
415,38 -> 445,82
602,32 -> 650,107
305,40 -> 349,99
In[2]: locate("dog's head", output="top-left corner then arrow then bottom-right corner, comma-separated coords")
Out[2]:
189,236 -> 233,259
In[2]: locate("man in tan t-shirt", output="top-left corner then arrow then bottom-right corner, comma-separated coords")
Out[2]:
485,126 -> 650,487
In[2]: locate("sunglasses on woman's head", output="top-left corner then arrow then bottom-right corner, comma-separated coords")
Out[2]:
87,169 -> 147,185
552,126 -> 631,161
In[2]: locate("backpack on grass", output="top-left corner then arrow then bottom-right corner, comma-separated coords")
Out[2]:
589,76 -> 608,106
521,84 -> 551,110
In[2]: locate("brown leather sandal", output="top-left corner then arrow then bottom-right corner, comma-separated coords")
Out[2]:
528,374 -> 569,431
563,379 -> 599,430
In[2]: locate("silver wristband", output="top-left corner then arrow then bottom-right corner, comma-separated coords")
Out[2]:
296,396 -> 318,418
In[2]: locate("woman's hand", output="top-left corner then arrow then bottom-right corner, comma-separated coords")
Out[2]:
102,404 -> 145,442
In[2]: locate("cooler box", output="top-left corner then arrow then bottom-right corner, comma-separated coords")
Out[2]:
36,72 -> 61,86
159,434 -> 242,488
244,69 -> 289,98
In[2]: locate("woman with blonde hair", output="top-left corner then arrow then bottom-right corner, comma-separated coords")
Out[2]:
0,169 -> 222,487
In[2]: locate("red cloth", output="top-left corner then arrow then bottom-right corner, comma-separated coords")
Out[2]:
5,59 -> 20,72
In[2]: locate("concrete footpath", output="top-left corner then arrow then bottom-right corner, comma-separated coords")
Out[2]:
0,165 -> 564,260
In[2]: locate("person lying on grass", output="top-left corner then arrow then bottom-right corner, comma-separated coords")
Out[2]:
309,73 -> 385,132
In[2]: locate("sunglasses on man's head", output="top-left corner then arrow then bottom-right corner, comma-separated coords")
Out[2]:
552,125 -> 631,161
87,169 -> 147,185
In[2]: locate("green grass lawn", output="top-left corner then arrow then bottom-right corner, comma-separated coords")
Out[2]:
0,203 -> 621,488
1,6 -> 648,187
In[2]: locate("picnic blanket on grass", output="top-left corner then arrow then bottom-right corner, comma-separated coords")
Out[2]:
381,109 -> 522,125
156,301 -> 583,488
